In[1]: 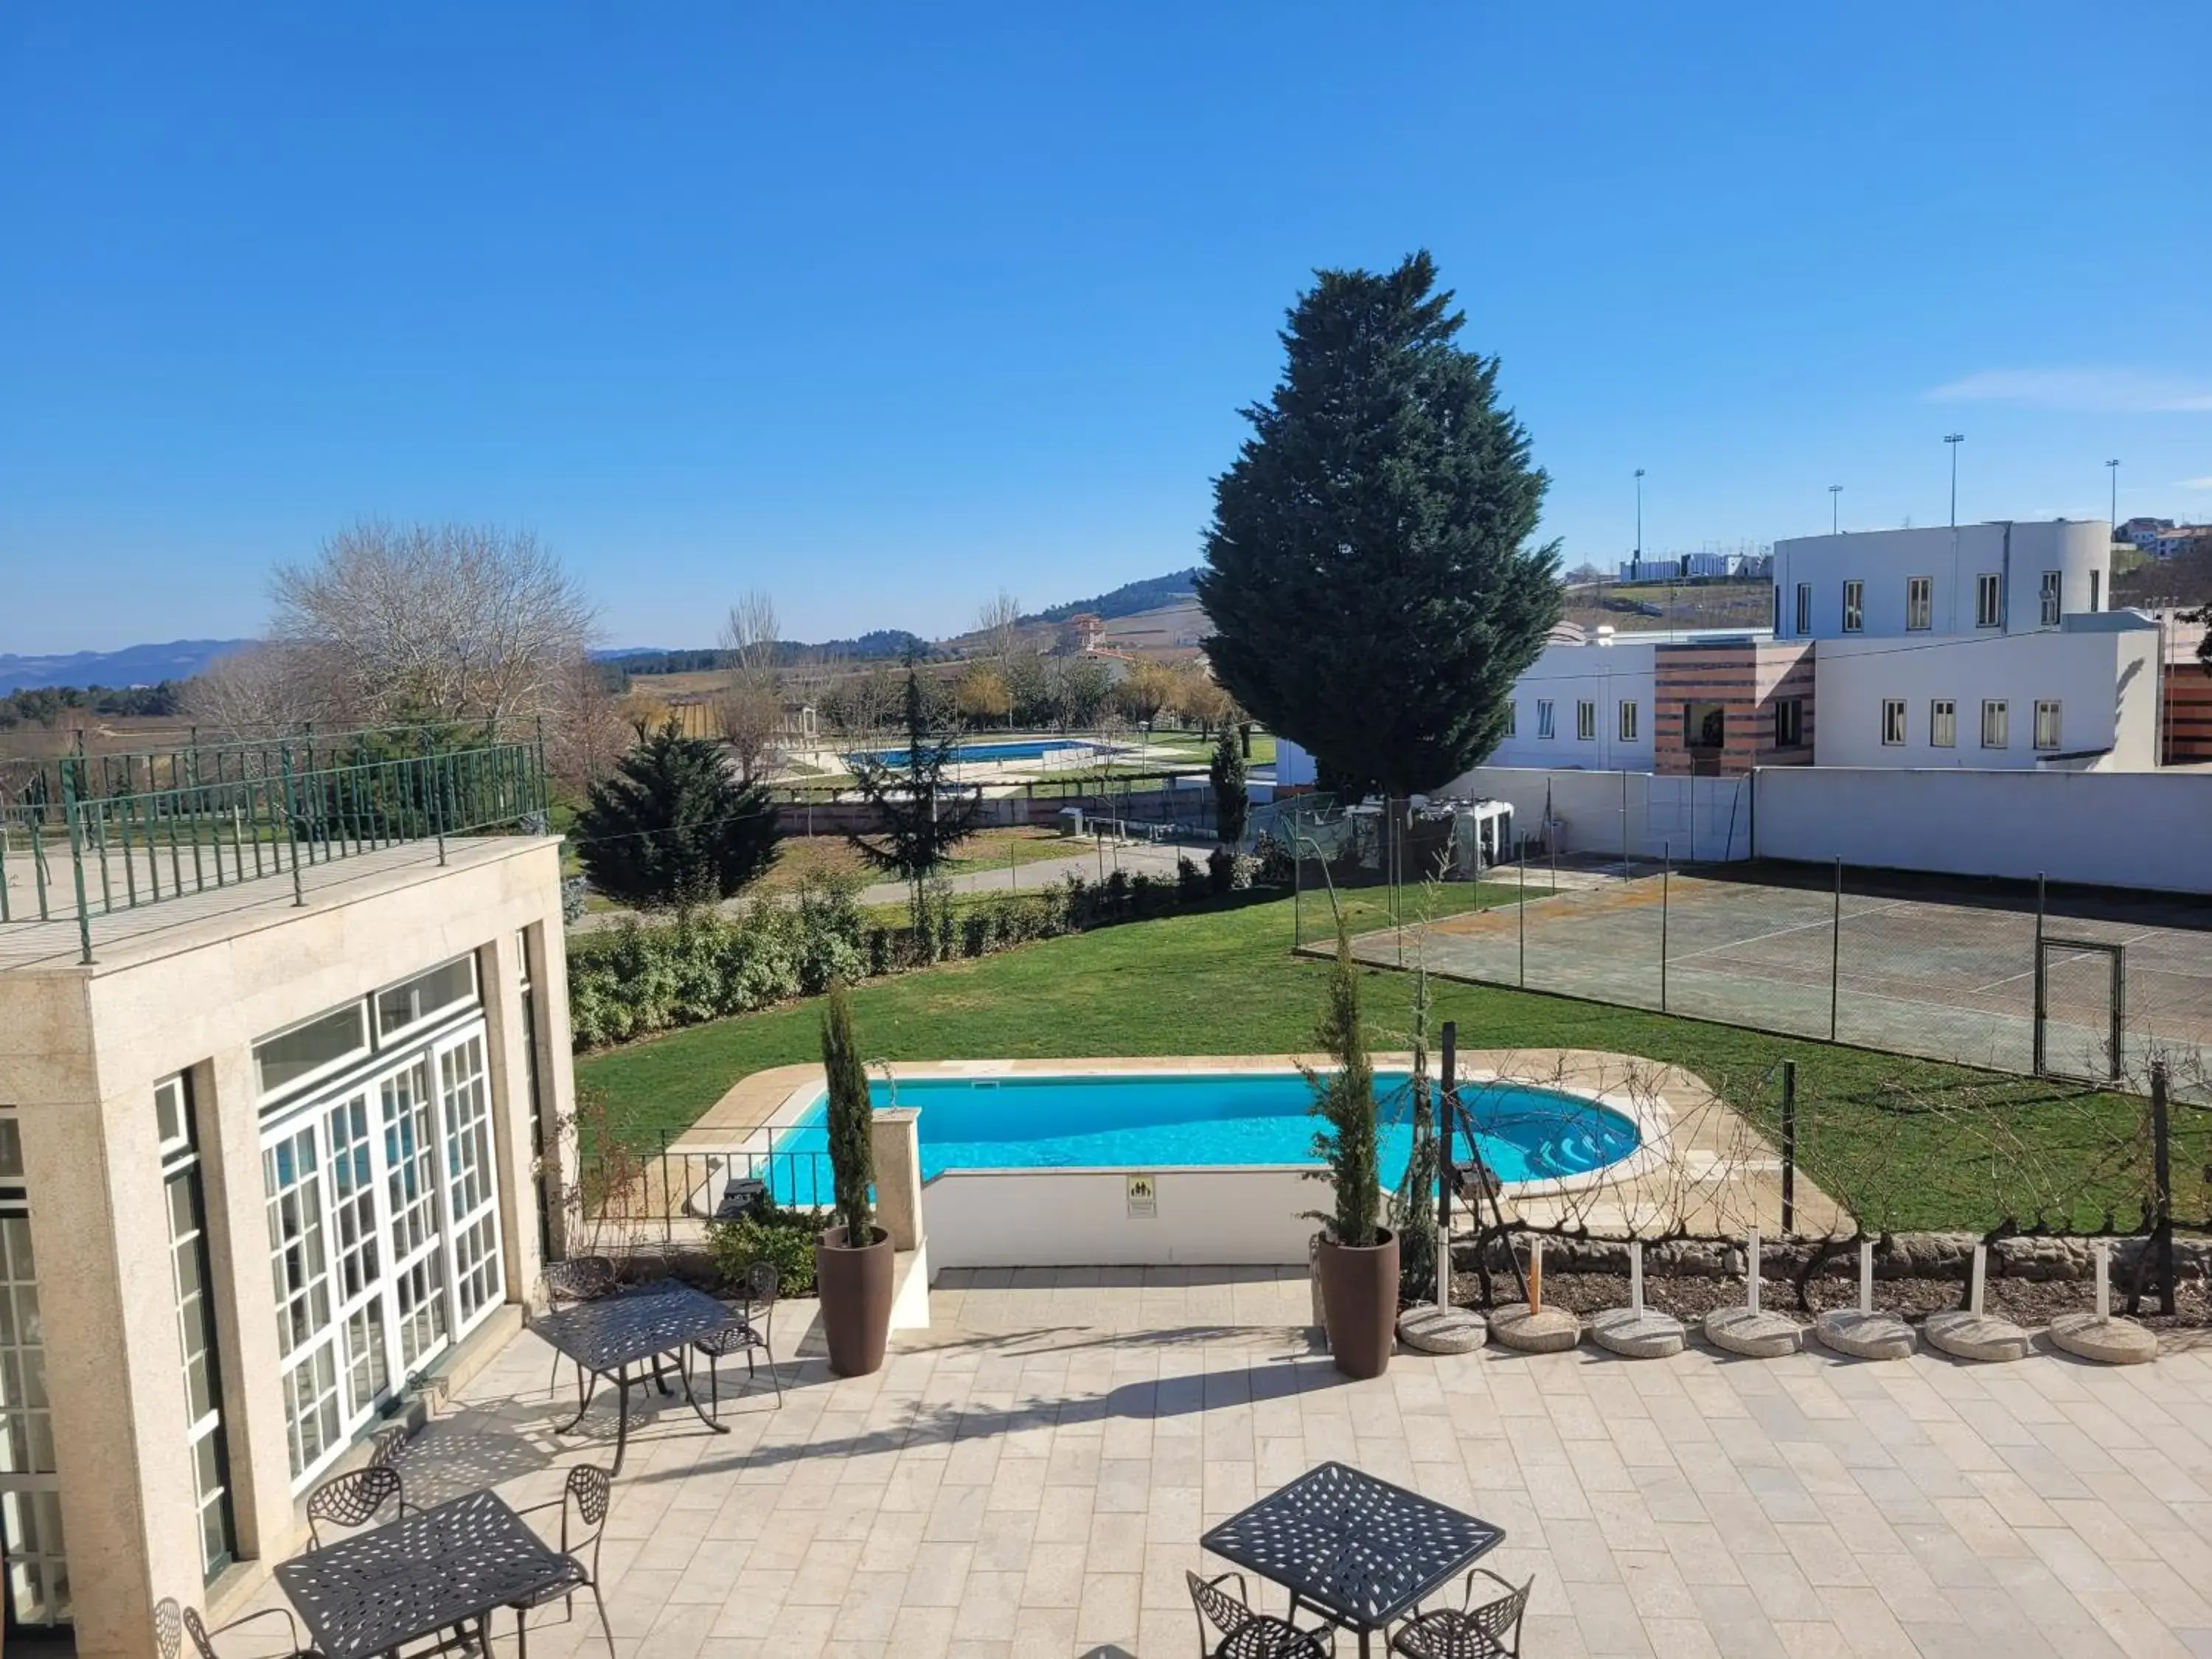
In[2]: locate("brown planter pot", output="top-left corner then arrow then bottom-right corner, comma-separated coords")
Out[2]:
816,1224 -> 894,1377
1315,1228 -> 1399,1380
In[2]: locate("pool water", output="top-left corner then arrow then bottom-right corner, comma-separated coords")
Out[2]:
755,1071 -> 1639,1200
847,739 -> 1096,768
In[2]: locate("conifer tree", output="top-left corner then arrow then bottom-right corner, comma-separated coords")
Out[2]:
574,720 -> 779,908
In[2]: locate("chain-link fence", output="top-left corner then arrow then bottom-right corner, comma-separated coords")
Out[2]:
1279,796 -> 2212,1102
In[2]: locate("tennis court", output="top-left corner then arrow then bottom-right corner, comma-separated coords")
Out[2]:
1345,860 -> 2212,1093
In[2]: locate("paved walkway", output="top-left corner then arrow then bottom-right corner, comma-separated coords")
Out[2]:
235,1270 -> 2212,1658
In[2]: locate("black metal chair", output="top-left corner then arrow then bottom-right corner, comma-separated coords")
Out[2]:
1388,1569 -> 1533,1659
514,1464 -> 617,1658
690,1261 -> 782,1413
367,1424 -> 409,1469
1187,1570 -> 1335,1658
305,1462 -> 414,1548
540,1255 -> 619,1393
171,1601 -> 322,1658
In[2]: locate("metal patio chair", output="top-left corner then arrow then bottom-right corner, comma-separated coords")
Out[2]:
1187,1569 -> 1334,1658
1388,1568 -> 1533,1659
513,1464 -> 617,1658
691,1260 -> 782,1413
172,1601 -> 321,1658
305,1462 -> 414,1548
540,1254 -> 619,1393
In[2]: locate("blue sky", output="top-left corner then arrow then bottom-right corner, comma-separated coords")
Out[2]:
3,2 -> 2208,654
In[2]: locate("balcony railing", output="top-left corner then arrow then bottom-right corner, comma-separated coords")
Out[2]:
0,728 -> 549,962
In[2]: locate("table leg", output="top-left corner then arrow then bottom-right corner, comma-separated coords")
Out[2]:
671,1343 -> 731,1436
612,1363 -> 631,1477
552,1364 -> 602,1436
517,1602 -> 529,1658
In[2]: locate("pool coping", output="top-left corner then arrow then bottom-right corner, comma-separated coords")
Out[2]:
672,1049 -> 1844,1235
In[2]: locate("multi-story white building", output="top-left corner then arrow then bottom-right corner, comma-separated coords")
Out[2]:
1769,519 -> 2110,642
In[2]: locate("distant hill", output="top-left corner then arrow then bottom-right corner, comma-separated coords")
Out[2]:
0,639 -> 251,695
603,630 -> 928,677
1028,569 -> 1200,625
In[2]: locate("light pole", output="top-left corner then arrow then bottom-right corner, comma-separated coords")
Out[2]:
1829,484 -> 1842,535
1944,434 -> 1965,527
1634,468 -> 1646,574
2107,458 -> 2120,531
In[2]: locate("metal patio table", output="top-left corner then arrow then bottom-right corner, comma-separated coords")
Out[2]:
534,1279 -> 734,1472
1200,1461 -> 1506,1658
274,1489 -> 571,1659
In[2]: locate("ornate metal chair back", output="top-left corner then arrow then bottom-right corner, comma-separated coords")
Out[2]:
306,1462 -> 406,1546
1186,1568 -> 1254,1640
179,1607 -> 222,1659
563,1461 -> 615,1576
744,1260 -> 779,1328
153,1597 -> 183,1659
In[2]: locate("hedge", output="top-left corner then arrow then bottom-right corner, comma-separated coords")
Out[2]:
565,858 -> 1257,1051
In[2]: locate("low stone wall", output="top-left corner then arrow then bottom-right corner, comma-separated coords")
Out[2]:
1456,1231 -> 2211,1284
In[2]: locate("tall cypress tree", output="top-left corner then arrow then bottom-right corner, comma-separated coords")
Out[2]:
1197,251 -> 1562,797
844,658 -> 981,936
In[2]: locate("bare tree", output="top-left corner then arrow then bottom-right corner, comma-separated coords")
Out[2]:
268,520 -> 597,733
976,590 -> 1022,665
544,658 -> 633,793
185,641 -> 344,738
715,590 -> 785,781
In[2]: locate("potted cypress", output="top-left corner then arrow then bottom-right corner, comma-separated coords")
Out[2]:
814,983 -> 892,1375
1307,930 -> 1398,1378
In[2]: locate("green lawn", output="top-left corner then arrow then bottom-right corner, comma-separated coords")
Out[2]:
572,894 -> 2201,1233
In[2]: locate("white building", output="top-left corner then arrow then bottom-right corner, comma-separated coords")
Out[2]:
1485,639 -> 1658,771
1769,519 -> 2110,643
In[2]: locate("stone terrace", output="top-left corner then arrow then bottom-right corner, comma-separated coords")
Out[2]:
234,1268 -> 2212,1658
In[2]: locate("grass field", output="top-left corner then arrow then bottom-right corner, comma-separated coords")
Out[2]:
571,892 -> 2204,1232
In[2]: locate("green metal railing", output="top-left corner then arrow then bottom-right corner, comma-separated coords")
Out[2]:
1,729 -> 549,963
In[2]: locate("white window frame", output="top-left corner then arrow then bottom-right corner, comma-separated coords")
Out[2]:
2089,570 -> 2101,612
254,1002 -> 372,1107
1975,572 -> 2003,628
1503,703 -> 1516,737
1881,700 -> 1907,746
2034,700 -> 2062,751
1575,700 -> 1596,741
1618,700 -> 1638,742
1906,576 -> 1933,631
261,1020 -> 504,1490
1982,700 -> 2009,748
1930,699 -> 1956,748
2039,570 -> 2062,627
1773,698 -> 1803,748
1842,580 -> 1863,633
1795,583 -> 1812,636
1536,700 -> 1554,740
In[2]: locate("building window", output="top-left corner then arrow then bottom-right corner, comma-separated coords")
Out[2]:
1975,572 -> 2003,628
1881,700 -> 1907,745
1930,700 -> 1956,748
2039,570 -> 2062,627
260,1016 -> 504,1489
1576,700 -> 1596,740
373,956 -> 479,1043
0,1111 -> 66,1632
1907,576 -> 1933,631
1618,701 -> 1638,742
1982,700 -> 2009,748
1503,703 -> 1516,737
160,1074 -> 237,1582
1842,580 -> 1863,633
2034,700 -> 2062,751
1795,583 -> 1812,636
1536,700 -> 1554,740
254,1004 -> 369,1102
1773,698 -> 1804,748
2089,570 -> 2101,612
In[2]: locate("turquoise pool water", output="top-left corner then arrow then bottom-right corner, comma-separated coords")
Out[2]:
753,1071 -> 1639,1203
846,738 -> 1096,767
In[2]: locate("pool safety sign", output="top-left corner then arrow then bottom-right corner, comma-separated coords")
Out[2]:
1126,1173 -> 1157,1218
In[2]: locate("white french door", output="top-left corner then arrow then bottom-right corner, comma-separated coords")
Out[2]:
264,1022 -> 504,1488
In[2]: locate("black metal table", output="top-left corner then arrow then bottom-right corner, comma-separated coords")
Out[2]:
274,1489 -> 571,1659
533,1280 -> 734,1472
1200,1461 -> 1506,1658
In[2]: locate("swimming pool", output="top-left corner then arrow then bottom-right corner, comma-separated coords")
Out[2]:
750,1069 -> 1641,1204
846,738 -> 1097,768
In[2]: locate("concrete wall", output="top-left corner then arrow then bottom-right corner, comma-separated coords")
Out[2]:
1753,768 -> 2212,893
923,1166 -> 1322,1267
1770,519 -> 2110,643
0,838 -> 571,1658
1431,766 -> 1753,863
1812,623 -> 2159,770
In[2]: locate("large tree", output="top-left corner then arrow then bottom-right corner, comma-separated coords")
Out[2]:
574,720 -> 779,908
845,661 -> 981,936
1197,251 -> 1561,796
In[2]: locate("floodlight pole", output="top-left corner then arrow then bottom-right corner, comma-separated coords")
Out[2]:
1944,434 -> 1965,527
1829,484 -> 1841,535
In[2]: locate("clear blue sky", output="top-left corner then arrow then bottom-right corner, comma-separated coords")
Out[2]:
4,2 -> 2208,654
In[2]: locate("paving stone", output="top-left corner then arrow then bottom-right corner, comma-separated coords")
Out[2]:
1925,1310 -> 2034,1364
1490,1302 -> 1584,1353
1397,1304 -> 1489,1353
1813,1309 -> 1917,1361
1705,1307 -> 1804,1359
1591,1307 -> 1687,1359
2046,1312 -> 2158,1366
